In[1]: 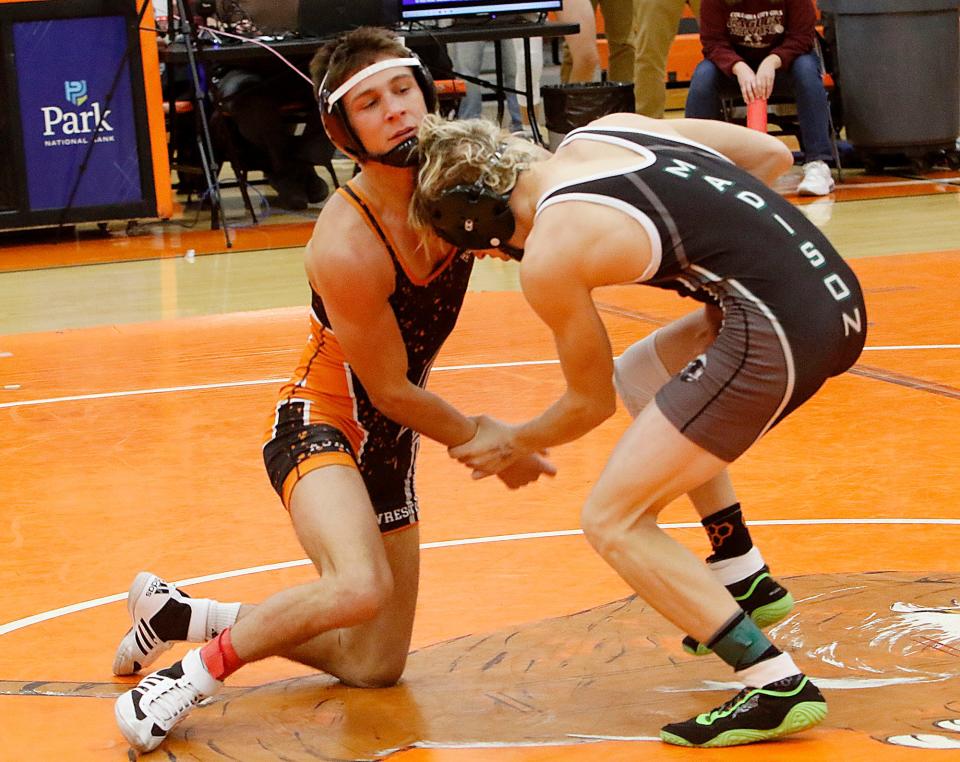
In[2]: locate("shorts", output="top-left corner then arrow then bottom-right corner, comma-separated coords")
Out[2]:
262,400 -> 421,534
654,293 -> 865,462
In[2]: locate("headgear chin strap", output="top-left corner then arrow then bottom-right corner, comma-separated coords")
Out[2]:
319,55 -> 436,168
426,180 -> 522,260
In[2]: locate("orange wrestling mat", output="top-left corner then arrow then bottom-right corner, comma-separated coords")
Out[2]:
1,251 -> 958,760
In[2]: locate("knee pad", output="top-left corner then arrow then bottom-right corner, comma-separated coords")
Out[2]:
613,329 -> 671,418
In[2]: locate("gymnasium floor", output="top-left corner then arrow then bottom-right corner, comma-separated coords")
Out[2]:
1,159 -> 959,761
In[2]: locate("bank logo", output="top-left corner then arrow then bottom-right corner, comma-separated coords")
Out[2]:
64,80 -> 88,107
42,80 -> 114,143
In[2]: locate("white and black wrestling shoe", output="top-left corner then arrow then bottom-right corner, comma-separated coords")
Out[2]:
113,572 -> 193,675
115,648 -> 222,753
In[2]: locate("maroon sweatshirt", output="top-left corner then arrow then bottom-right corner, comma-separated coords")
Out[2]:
699,0 -> 817,77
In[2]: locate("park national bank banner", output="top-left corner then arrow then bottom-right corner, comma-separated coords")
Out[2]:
14,16 -> 144,211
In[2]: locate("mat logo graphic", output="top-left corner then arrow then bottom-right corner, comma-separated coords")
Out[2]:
880,602 -> 960,749
64,80 -> 88,107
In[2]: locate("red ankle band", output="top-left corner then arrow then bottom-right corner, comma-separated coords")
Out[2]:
199,627 -> 244,680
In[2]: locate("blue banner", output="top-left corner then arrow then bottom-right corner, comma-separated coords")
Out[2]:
14,16 -> 144,211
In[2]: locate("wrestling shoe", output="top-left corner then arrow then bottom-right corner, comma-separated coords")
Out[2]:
113,572 -> 192,676
660,674 -> 827,748
682,566 -> 794,656
115,648 -> 222,753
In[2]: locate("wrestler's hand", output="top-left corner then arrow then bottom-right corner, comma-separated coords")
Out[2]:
490,452 -> 557,489
449,414 -> 525,475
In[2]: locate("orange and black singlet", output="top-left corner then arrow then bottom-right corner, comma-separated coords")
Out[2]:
263,181 -> 474,533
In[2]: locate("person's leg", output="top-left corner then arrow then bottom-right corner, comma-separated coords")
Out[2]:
683,59 -> 725,120
632,0 -> 685,117
451,41 -> 485,119
598,0 -> 636,86
225,82 -> 311,209
614,308 -> 735,524
273,499 -> 419,684
783,51 -> 834,163
115,465 -> 411,752
499,40 -> 524,132
116,519 -> 417,685
612,309 -> 793,655
513,36 -> 544,127
238,468 -> 400,668
581,405 -> 826,747
557,0 -> 599,83
582,404 -> 741,639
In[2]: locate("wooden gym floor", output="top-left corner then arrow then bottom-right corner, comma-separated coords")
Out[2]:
0,162 -> 959,760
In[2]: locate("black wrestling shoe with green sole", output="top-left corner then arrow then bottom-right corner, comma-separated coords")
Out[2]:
660,674 -> 827,748
682,565 -> 794,656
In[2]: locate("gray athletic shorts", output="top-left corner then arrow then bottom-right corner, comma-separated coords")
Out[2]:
654,295 -> 859,462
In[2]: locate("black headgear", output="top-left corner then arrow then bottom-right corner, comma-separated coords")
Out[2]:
425,179 -> 523,260
319,54 -> 436,168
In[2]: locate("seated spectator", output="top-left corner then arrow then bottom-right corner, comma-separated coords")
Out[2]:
208,1 -> 334,209
684,0 -> 835,195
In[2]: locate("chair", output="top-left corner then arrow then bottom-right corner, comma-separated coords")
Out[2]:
162,99 -> 208,198
210,99 -> 340,221
435,78 -> 468,119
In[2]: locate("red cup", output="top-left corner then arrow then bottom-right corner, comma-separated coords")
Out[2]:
746,98 -> 768,132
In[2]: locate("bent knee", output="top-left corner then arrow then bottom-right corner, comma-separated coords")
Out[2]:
580,496 -> 657,557
337,650 -> 408,689
314,567 -> 394,630
342,569 -> 394,623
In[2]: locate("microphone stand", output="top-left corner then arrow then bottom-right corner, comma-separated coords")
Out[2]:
174,0 -> 232,245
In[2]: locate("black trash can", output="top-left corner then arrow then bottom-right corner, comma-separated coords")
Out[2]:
540,81 -> 635,150
819,0 -> 959,163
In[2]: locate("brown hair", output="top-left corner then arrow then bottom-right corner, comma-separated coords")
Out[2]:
309,26 -> 411,102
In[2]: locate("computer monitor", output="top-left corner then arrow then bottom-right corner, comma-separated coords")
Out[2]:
399,0 -> 562,22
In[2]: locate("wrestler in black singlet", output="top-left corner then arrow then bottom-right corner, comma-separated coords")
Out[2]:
540,126 -> 866,460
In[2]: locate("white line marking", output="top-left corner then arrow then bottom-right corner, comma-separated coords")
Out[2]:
2,345 -> 957,409
658,675 -> 948,692
862,344 -> 960,351
567,735 -> 661,742
836,176 -> 960,189
377,736 -> 661,754
0,352 -> 12,358
2,519 -> 958,637
2,385 -> 20,390
0,378 -> 288,409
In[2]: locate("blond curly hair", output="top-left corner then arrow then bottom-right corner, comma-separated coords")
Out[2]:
410,115 -> 542,237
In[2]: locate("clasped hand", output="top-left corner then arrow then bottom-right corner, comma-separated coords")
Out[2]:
449,414 -> 556,488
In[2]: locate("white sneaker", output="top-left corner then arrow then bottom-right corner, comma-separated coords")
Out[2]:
115,648 -> 222,753
113,572 -> 189,676
797,160 -> 835,196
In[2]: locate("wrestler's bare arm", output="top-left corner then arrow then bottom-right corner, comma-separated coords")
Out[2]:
511,219 -> 623,453
305,207 -> 477,448
591,113 -> 794,185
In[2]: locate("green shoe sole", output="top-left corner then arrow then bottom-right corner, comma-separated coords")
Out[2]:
682,592 -> 795,656
660,700 -> 828,747
751,592 -> 795,629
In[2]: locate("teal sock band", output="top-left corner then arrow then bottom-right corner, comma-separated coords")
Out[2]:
707,612 -> 774,670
